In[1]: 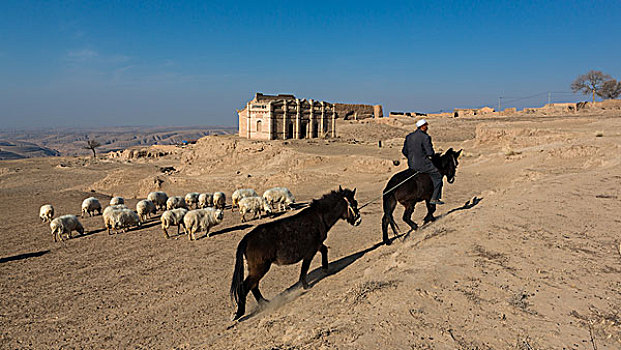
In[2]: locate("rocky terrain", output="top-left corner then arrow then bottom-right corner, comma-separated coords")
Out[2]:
0,110 -> 620,349
0,126 -> 236,157
0,140 -> 61,160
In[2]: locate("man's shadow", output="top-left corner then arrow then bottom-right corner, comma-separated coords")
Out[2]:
402,196 -> 483,240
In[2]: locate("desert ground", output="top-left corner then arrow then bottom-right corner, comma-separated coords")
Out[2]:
1,111 -> 620,349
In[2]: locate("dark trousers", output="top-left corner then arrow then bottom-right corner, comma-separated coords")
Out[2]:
424,168 -> 443,200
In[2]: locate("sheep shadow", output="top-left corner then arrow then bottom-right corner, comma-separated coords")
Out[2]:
201,224 -> 253,238
236,234 -> 403,322
1,250 -> 50,264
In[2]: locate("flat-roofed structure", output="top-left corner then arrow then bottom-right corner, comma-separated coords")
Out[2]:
238,93 -> 337,140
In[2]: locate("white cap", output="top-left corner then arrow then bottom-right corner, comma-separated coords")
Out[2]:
416,119 -> 428,128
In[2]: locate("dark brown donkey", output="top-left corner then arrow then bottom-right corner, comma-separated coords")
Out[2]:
382,148 -> 461,245
230,187 -> 361,321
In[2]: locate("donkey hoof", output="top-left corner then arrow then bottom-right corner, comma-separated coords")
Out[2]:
384,239 -> 392,246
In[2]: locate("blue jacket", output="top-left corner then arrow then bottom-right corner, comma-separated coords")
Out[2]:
402,129 -> 436,172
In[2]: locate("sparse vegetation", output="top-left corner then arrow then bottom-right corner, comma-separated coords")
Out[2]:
571,70 -> 612,102
84,139 -> 101,157
598,79 -> 621,99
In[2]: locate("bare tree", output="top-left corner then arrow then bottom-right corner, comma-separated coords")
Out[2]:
571,70 -> 612,102
597,79 -> 621,100
84,139 -> 101,157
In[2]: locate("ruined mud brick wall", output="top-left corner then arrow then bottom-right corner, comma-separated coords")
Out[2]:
334,103 -> 378,120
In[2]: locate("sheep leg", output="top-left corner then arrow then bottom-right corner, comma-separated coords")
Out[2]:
205,227 -> 211,238
163,227 -> 169,239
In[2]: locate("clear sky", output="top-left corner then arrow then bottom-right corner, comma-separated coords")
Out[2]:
1,0 -> 620,128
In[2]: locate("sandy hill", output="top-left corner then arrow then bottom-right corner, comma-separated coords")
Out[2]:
0,111 -> 620,349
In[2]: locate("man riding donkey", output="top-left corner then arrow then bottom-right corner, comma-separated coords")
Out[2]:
402,119 -> 444,205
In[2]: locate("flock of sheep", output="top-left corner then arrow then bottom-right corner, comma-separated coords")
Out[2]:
39,187 -> 296,242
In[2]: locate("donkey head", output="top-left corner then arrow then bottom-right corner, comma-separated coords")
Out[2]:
442,148 -> 462,183
339,186 -> 361,226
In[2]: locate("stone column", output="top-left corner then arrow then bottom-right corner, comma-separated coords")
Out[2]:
320,101 -> 325,137
308,99 -> 314,138
331,104 -> 336,138
295,98 -> 301,139
267,101 -> 273,140
246,102 -> 252,139
283,100 -> 288,139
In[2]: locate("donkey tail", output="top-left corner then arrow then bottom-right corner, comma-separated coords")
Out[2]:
382,192 -> 400,236
230,236 -> 248,306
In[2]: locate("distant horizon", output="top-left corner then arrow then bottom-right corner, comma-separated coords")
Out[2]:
0,92 -> 605,131
1,1 -> 619,128
0,124 -> 238,132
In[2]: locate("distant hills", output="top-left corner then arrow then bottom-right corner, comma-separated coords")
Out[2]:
0,140 -> 61,160
0,126 -> 236,158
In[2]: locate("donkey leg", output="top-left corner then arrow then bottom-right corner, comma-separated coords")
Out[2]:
424,200 -> 437,224
298,255 -> 315,289
381,215 -> 392,245
248,263 -> 271,305
320,245 -> 329,273
402,203 -> 418,231
382,194 -> 399,245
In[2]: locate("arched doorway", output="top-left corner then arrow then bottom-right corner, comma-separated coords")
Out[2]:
300,122 -> 307,139
256,120 -> 262,132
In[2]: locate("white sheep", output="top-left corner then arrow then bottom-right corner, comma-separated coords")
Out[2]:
147,191 -> 168,210
166,196 -> 187,210
231,189 -> 258,211
39,204 -> 54,222
81,197 -> 102,218
238,196 -> 272,222
110,197 -> 125,206
136,199 -> 156,222
183,208 -> 224,241
263,187 -> 296,212
185,192 -> 200,209
103,208 -> 140,234
212,192 -> 226,209
160,208 -> 189,238
50,215 -> 84,242
198,193 -> 213,208
103,204 -> 128,217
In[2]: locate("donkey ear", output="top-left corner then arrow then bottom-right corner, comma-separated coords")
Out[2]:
456,149 -> 463,158
352,188 -> 357,195
339,185 -> 343,192
447,147 -> 454,154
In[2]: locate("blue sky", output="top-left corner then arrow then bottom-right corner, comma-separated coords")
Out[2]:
1,0 -> 620,128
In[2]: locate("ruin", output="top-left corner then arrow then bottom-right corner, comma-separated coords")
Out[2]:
237,93 -> 382,140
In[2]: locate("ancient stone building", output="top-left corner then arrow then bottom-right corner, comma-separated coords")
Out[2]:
238,93 -> 338,140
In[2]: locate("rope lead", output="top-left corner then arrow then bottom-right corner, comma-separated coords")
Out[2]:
358,171 -> 419,210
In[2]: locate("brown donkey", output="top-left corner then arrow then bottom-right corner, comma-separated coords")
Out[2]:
230,187 -> 361,321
